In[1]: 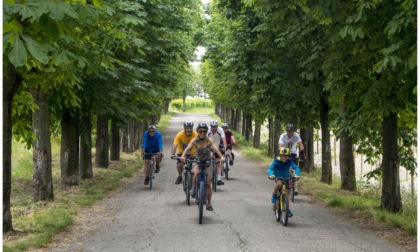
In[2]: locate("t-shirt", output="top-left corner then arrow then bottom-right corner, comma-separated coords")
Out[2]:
225,131 -> 233,145
207,127 -> 225,145
142,131 -> 163,152
278,132 -> 301,154
173,130 -> 198,155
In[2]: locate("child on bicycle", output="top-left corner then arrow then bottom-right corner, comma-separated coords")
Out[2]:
268,147 -> 300,217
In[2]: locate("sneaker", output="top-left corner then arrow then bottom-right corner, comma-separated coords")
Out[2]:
229,160 -> 233,166
155,164 -> 160,173
175,176 -> 182,184
190,188 -> 195,198
217,180 -> 224,185
144,177 -> 150,185
294,189 -> 298,196
271,194 -> 276,203
287,210 -> 293,217
206,204 -> 213,211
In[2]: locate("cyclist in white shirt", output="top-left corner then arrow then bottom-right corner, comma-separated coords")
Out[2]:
278,124 -> 304,195
208,120 -> 227,185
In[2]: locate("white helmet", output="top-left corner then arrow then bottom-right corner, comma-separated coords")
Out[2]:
209,120 -> 218,127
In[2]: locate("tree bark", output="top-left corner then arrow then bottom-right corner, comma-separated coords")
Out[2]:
96,115 -> 109,168
253,122 -> 261,148
267,118 -> 274,156
110,119 -> 120,160
339,135 -> 356,191
60,110 -> 79,187
320,91 -> 332,184
79,113 -> 93,180
380,112 -> 402,212
3,63 -> 21,232
31,86 -> 54,200
299,128 -> 314,173
127,119 -> 135,153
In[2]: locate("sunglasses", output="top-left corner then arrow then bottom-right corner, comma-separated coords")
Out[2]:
198,130 -> 207,133
149,131 -> 155,133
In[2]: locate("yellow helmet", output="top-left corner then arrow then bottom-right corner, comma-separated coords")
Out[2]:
279,147 -> 290,156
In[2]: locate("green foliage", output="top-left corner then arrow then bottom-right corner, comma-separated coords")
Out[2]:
170,98 -> 214,111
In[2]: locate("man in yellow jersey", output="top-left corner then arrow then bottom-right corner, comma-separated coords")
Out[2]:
170,121 -> 198,184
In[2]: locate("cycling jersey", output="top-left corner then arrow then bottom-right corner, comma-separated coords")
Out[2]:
173,130 -> 198,155
268,158 -> 301,179
278,132 -> 302,154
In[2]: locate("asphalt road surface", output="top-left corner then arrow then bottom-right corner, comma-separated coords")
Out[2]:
46,113 -> 404,252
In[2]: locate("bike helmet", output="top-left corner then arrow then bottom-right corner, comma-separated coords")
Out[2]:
209,120 -> 218,127
196,122 -> 209,131
183,121 -> 194,127
221,123 -> 229,129
148,125 -> 156,130
285,124 -> 296,131
279,147 -> 290,156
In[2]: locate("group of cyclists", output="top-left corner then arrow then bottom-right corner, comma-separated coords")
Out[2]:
141,120 -> 304,217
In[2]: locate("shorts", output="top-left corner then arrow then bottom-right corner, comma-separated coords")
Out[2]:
144,149 -> 160,160
192,162 -> 214,177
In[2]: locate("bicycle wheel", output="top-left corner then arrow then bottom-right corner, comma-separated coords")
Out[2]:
185,172 -> 191,205
212,167 -> 217,192
281,193 -> 289,226
224,156 -> 230,180
149,159 -> 154,190
289,179 -> 295,202
198,180 -> 205,224
275,195 -> 281,222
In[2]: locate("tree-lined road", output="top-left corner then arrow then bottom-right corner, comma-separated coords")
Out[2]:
44,113 -> 403,252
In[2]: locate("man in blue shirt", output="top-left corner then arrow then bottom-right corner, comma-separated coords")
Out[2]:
268,147 -> 300,217
142,125 -> 163,185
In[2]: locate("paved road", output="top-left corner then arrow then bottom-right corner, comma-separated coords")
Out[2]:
46,113 -> 404,252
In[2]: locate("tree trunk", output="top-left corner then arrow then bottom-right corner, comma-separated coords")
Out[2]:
110,119 -> 120,161
340,135 -> 356,191
234,109 -> 241,132
127,119 -> 135,153
320,91 -> 332,184
121,128 -> 128,152
182,96 -> 186,112
268,118 -> 274,156
245,114 -> 252,141
134,122 -> 141,150
274,118 -> 281,154
253,122 -> 261,148
299,128 -> 314,173
60,110 -> 79,187
3,63 -> 21,232
31,86 -> 54,200
96,115 -> 109,168
381,112 -> 402,212
79,113 -> 93,179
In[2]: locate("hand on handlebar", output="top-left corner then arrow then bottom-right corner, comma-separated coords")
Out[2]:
170,154 -> 175,159
269,175 -> 275,180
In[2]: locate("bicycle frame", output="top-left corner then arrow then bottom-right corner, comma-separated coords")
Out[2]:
274,178 -> 290,226
196,159 -> 210,224
182,157 -> 194,206
144,153 -> 161,190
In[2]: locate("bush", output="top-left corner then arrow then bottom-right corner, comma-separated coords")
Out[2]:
170,98 -> 214,111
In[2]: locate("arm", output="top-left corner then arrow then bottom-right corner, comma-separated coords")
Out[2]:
268,162 -> 275,177
170,143 -> 178,157
158,132 -> 163,151
210,138 -> 224,161
231,135 -> 237,145
290,161 -> 301,177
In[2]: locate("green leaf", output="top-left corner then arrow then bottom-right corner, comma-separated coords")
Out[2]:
20,34 -> 49,64
3,32 -> 13,53
8,35 -> 27,67
93,0 -> 105,9
39,0 -> 78,21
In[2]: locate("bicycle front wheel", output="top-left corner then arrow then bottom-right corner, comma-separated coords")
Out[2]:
149,164 -> 154,190
198,181 -> 205,224
185,172 -> 191,205
224,157 -> 230,180
281,193 -> 289,226
289,179 -> 295,202
275,196 -> 281,222
212,169 -> 217,192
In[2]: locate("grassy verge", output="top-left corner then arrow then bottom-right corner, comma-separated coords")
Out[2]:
3,113 -> 173,252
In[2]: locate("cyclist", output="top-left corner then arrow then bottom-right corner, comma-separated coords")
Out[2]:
170,121 -> 198,185
207,120 -> 227,185
221,123 -> 237,166
278,123 -> 304,195
268,147 -> 300,217
141,125 -> 163,185
180,122 -> 225,211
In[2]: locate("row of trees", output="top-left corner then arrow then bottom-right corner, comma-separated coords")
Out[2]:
201,0 -> 416,213
3,0 -> 204,232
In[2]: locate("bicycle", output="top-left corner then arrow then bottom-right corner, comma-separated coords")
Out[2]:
180,156 -> 194,205
144,153 -> 161,190
289,169 -> 297,202
271,177 -> 290,226
191,158 -> 211,224
223,144 -> 233,180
